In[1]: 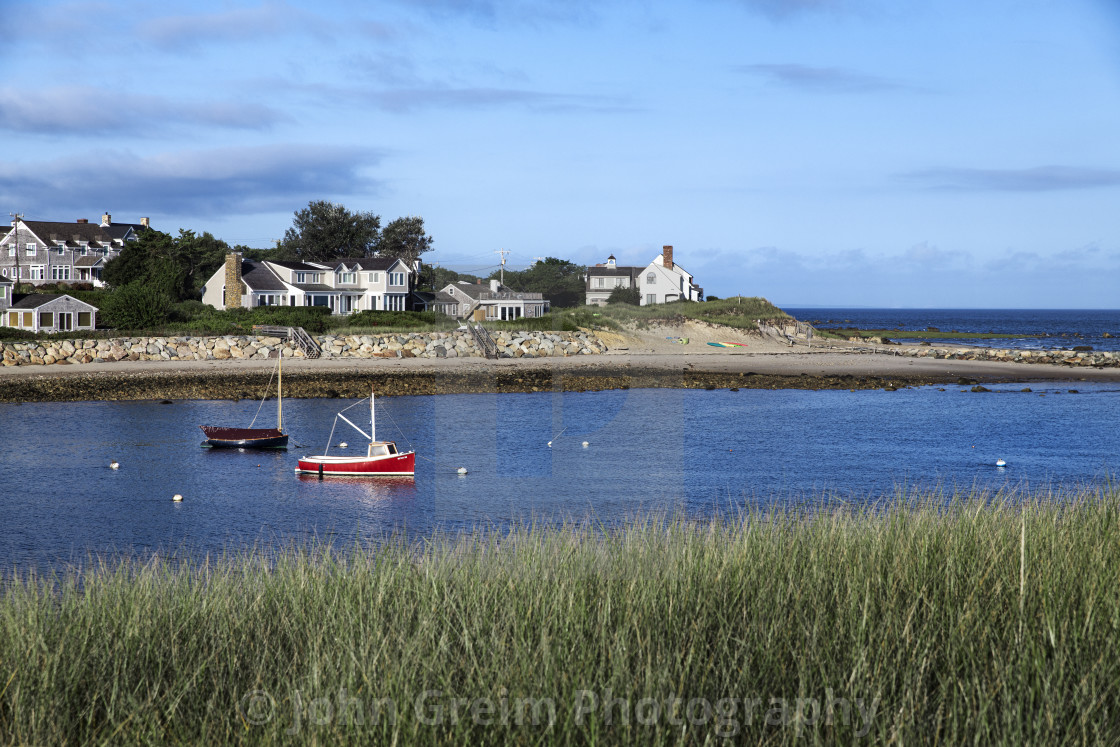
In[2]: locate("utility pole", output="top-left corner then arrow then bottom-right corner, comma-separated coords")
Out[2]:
8,213 -> 24,291
495,248 -> 509,286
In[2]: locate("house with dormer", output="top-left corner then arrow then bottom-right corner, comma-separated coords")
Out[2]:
436,279 -> 550,321
585,245 -> 703,306
0,214 -> 150,288
201,253 -> 417,314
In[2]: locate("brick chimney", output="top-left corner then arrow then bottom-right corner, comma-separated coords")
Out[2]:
662,245 -> 673,270
76,218 -> 88,224
101,213 -> 111,226
141,217 -> 150,228
224,252 -> 243,309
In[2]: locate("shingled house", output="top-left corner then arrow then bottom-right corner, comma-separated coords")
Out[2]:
585,245 -> 703,306
0,214 -> 150,288
1,289 -> 99,332
201,253 -> 418,314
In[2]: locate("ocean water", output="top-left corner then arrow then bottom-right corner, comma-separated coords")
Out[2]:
786,308 -> 1120,351
2,383 -> 1117,572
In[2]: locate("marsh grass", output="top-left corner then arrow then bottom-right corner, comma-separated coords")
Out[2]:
2,490 -> 1119,744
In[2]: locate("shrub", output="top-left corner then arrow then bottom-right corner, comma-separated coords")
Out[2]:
98,282 -> 173,331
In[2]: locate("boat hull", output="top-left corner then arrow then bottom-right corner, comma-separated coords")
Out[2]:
296,451 -> 415,476
200,426 -> 288,449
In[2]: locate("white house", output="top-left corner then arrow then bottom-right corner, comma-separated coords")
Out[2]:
2,292 -> 98,332
585,245 -> 703,306
437,279 -> 550,321
201,253 -> 417,314
0,214 -> 150,288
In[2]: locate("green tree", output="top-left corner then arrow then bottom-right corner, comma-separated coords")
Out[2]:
606,285 -> 641,305
491,257 -> 587,308
378,216 -> 433,267
278,200 -> 381,261
102,229 -> 229,301
99,282 -> 173,329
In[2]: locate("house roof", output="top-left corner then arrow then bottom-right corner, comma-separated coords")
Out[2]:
444,281 -> 493,300
14,220 -> 115,246
268,260 -> 326,272
74,256 -> 105,267
240,261 -> 288,292
324,257 -> 407,272
101,222 -> 149,241
587,265 -> 643,277
9,293 -> 97,310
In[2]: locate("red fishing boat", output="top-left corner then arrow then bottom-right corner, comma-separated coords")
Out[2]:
295,389 -> 415,477
200,357 -> 288,449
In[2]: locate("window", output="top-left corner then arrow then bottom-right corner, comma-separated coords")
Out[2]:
595,277 -> 605,288
389,272 -> 405,286
6,245 -> 13,257
39,312 -> 53,328
7,311 -> 17,327
385,295 -> 404,311
22,312 -> 32,327
51,266 -> 71,281
30,266 -> 45,280
78,312 -> 92,327
0,286 -> 5,300
294,272 -> 321,284
58,313 -> 73,331
646,272 -> 656,284
338,272 -> 356,284
368,272 -> 380,283
25,243 -> 37,256
55,245 -> 66,255
646,294 -> 656,305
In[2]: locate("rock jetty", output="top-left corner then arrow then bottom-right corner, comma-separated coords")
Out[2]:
894,345 -> 1119,368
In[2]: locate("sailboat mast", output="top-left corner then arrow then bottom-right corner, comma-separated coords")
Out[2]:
277,355 -> 283,432
370,386 -> 376,442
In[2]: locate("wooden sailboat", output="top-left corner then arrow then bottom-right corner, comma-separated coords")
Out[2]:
200,356 -> 289,449
295,388 -> 415,476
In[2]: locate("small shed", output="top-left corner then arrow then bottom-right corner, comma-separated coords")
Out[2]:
3,293 -> 98,333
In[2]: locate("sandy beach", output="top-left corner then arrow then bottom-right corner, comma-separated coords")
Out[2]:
2,321 -> 1117,402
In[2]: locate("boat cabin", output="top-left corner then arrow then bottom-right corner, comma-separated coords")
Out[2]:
368,442 -> 399,457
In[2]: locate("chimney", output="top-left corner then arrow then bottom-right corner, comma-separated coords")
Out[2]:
662,245 -> 673,270
76,218 -> 88,224
101,213 -> 111,226
224,252 -> 243,309
140,217 -> 150,228
489,278 -> 500,293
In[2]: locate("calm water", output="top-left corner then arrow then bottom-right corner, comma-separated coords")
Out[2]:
2,384 -> 1117,571
786,308 -> 1120,351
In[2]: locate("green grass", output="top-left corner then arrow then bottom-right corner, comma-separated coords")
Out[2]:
2,490 -> 1119,744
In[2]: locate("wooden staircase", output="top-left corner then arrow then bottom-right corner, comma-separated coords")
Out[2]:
253,325 -> 322,359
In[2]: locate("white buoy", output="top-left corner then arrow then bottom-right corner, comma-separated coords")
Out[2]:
996,459 -> 1007,467
110,461 -> 119,470
582,441 -> 589,448
340,442 -> 348,448
457,467 -> 468,475
172,494 -> 183,502
547,441 -> 552,447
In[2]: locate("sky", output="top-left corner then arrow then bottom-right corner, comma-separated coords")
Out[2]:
2,0 -> 1119,308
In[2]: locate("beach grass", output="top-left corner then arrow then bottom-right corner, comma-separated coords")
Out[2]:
2,490 -> 1119,744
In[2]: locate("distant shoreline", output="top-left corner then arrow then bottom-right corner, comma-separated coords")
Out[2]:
3,349 -> 1119,403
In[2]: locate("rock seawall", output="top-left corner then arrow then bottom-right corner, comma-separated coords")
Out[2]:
894,345 -> 1120,368
1,330 -> 606,366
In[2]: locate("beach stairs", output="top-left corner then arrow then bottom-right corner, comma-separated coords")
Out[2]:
468,323 -> 500,359
758,319 -> 815,348
252,325 -> 322,359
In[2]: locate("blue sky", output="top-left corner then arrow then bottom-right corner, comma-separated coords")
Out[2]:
2,0 -> 1119,308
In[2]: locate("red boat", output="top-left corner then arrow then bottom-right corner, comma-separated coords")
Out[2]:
296,389 -> 415,477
